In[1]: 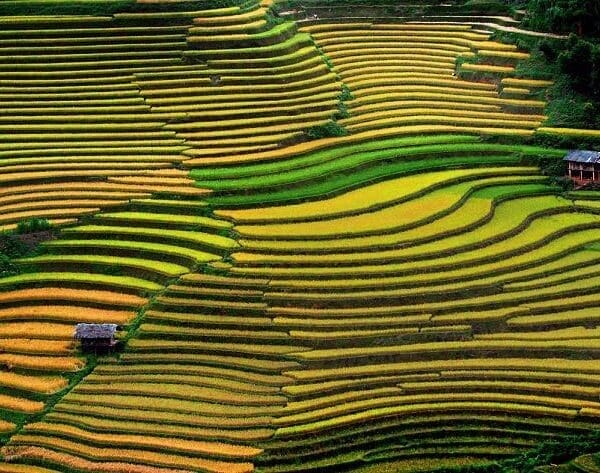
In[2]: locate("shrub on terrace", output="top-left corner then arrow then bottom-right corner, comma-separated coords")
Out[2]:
0,232 -> 27,277
0,232 -> 28,260
518,152 -> 566,177
306,121 -> 348,139
16,218 -> 53,235
548,175 -> 575,191
0,254 -> 19,278
265,11 -> 285,28
340,85 -> 354,102
335,103 -> 350,120
538,39 -> 559,61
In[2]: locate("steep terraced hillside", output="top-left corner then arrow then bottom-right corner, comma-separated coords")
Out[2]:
0,1 -> 599,473
0,1 -> 339,469
197,137 -> 600,472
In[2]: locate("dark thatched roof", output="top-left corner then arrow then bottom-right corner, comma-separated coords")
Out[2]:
75,323 -> 118,340
564,150 -> 600,163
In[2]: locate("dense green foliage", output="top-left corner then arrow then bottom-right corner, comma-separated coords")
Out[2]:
0,253 -> 18,278
0,233 -> 27,278
554,35 -> 600,99
16,218 -> 53,235
525,0 -> 600,37
451,430 -> 600,473
306,121 -> 348,140
459,0 -> 512,13
0,232 -> 27,260
488,31 -> 600,139
518,0 -> 600,137
0,219 -> 54,278
273,0 -> 513,16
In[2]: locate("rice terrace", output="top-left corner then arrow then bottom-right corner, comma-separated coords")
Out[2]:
0,0 -> 600,471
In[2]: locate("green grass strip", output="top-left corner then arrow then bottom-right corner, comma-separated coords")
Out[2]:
18,255 -> 187,277
190,135 -> 480,180
194,143 -> 563,192
204,44 -> 318,69
231,225 -> 600,279
98,211 -> 232,229
567,191 -> 600,201
63,225 -> 239,251
45,240 -> 220,264
471,183 -> 551,199
0,272 -> 161,291
128,338 -> 310,356
205,156 -> 524,207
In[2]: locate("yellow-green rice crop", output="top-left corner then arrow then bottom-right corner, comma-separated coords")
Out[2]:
23,422 -> 263,458
226,168 -> 535,225
0,372 -> 67,394
7,435 -> 255,473
0,394 -> 44,414
236,172 -> 544,240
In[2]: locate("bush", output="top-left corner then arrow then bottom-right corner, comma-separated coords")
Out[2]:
549,175 -> 574,191
525,0 -> 600,37
582,102 -> 599,128
339,85 -> 354,102
524,153 -> 567,177
0,232 -> 28,259
0,232 -> 26,278
335,103 -> 350,120
539,39 -> 559,61
16,218 -> 52,235
0,254 -> 18,278
265,11 -> 285,28
555,35 -> 600,101
306,121 -> 348,139
0,0 -> 132,16
558,35 -> 595,93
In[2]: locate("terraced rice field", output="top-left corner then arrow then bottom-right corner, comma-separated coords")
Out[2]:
0,0 -> 599,472
302,22 -> 545,137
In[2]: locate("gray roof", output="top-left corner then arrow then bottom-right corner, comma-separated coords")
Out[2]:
75,323 -> 118,339
564,150 -> 600,163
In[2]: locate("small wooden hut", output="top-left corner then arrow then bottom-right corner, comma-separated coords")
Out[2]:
75,323 -> 119,353
564,150 -> 600,185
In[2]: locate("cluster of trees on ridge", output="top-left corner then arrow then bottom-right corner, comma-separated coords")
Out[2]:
0,219 -> 53,278
516,1 -> 600,136
524,0 -> 600,104
524,0 -> 600,37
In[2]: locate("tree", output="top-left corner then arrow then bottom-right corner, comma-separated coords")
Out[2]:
526,0 -> 600,37
558,35 -> 594,92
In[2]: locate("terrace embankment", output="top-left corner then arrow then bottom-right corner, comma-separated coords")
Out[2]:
0,2 -> 600,473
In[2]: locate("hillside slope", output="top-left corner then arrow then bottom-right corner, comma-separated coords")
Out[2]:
0,1 -> 599,473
